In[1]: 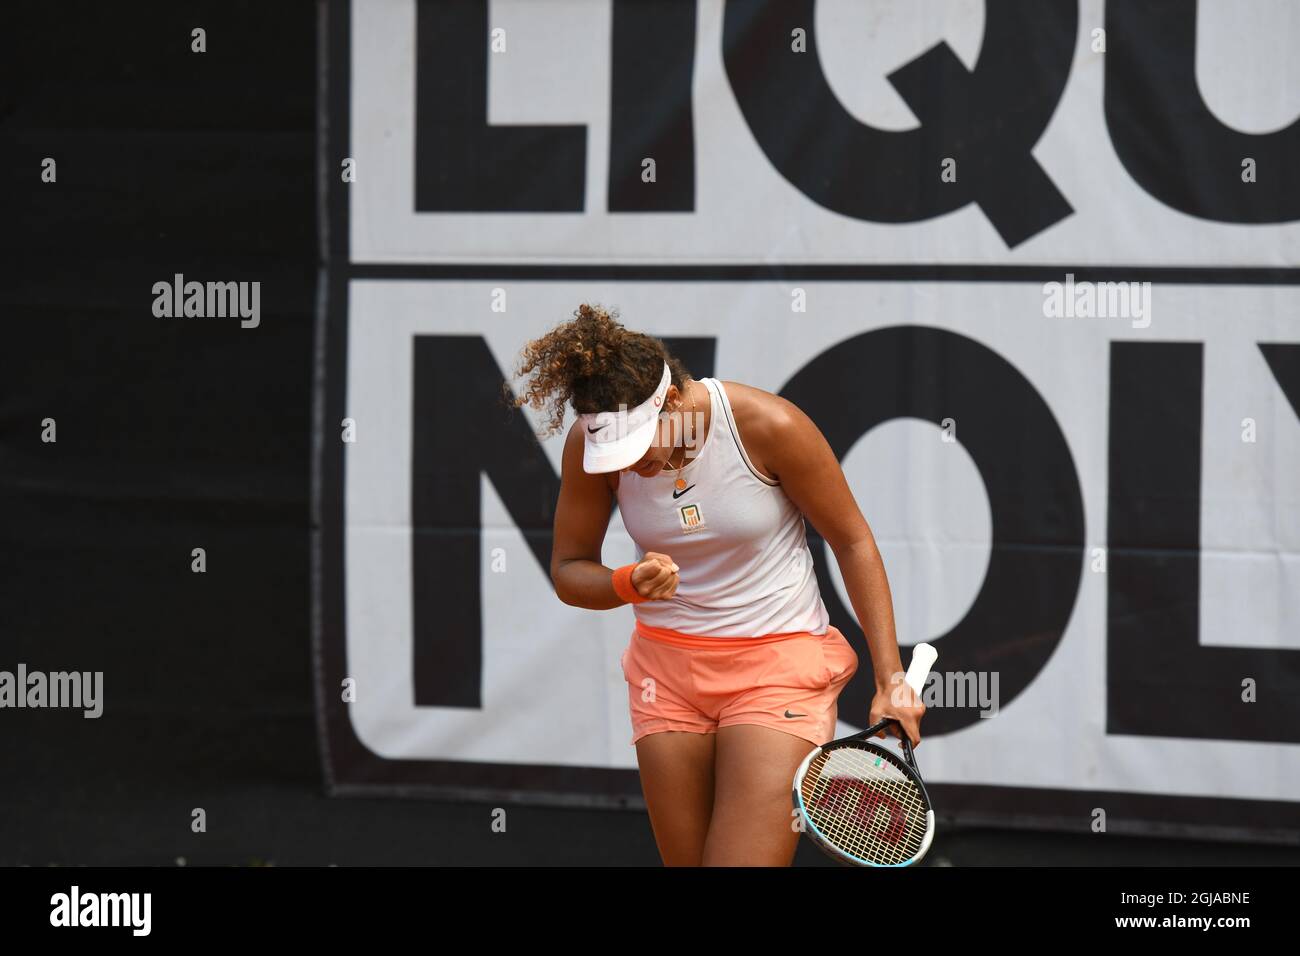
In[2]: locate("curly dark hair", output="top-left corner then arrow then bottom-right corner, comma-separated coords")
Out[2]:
502,303 -> 692,437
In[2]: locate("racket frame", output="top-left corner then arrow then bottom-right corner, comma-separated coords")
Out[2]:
792,717 -> 936,867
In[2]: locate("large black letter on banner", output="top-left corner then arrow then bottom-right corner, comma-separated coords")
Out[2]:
1105,0 -> 1300,223
410,335 -> 715,708
722,0 -> 1076,247
414,0 -> 586,211
1108,343 -> 1300,743
781,327 -> 1085,735
411,337 -> 559,707
608,0 -> 697,211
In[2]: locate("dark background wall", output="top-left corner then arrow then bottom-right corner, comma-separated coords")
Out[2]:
0,0 -> 321,863
0,0 -> 1296,866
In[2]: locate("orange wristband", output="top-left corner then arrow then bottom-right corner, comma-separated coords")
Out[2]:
612,563 -> 649,605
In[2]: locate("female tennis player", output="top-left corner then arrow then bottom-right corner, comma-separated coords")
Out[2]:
509,303 -> 926,866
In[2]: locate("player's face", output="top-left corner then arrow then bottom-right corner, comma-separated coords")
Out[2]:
623,435 -> 673,476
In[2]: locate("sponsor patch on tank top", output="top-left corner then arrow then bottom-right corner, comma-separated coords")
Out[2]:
678,502 -> 706,534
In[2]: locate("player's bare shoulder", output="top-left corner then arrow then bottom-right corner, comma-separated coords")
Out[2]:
719,380 -> 805,432
718,380 -> 805,480
561,418 -> 620,493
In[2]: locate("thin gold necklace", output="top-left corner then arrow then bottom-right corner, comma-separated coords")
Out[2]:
664,380 -> 698,490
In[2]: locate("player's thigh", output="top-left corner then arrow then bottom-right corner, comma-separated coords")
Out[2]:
703,724 -> 815,866
633,730 -> 717,866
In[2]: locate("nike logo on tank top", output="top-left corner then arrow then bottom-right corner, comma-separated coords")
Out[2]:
616,377 -> 830,638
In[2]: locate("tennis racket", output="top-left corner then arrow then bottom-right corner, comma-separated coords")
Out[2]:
792,642 -> 938,867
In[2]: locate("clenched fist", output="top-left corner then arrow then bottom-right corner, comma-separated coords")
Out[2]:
631,552 -> 679,600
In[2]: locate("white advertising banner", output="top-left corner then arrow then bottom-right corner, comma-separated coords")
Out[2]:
315,0 -> 1300,840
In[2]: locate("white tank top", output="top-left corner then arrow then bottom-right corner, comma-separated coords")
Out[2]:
615,377 -> 830,638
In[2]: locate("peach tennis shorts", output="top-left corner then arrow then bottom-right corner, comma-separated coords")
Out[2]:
620,621 -> 860,748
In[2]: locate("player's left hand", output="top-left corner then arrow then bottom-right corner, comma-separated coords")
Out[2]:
868,677 -> 926,748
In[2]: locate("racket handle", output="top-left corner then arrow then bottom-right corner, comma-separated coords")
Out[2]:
903,643 -> 937,696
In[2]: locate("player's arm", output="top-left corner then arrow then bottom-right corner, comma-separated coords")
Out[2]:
757,395 -> 925,745
550,422 -> 677,608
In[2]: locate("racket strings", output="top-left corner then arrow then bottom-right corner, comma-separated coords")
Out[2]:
801,747 -> 928,865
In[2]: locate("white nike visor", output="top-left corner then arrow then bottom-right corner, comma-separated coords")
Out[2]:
579,361 -> 672,473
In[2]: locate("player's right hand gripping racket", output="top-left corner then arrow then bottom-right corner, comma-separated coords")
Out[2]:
792,642 -> 938,867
